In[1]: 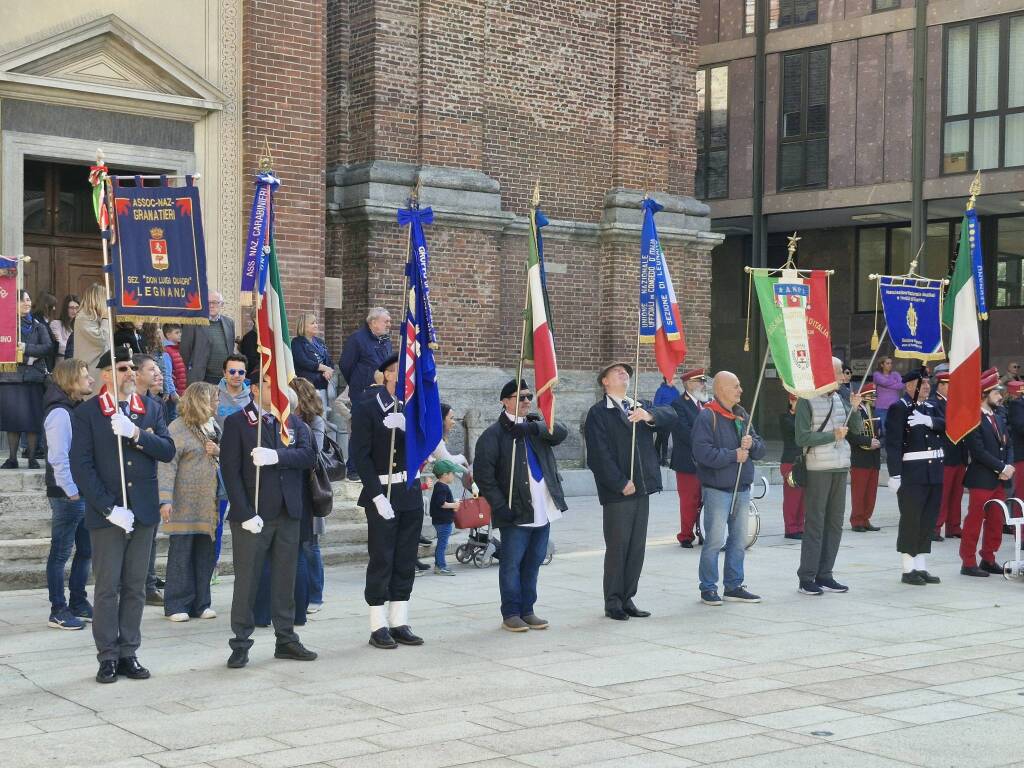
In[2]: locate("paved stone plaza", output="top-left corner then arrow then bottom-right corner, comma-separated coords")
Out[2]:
3,487 -> 1024,768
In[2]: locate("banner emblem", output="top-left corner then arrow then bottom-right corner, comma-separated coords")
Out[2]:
149,228 -> 169,271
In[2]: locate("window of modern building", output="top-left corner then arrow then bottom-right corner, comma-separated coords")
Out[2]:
695,65 -> 729,200
778,47 -> 829,191
855,223 -> 954,312
995,216 -> 1024,308
872,0 -> 900,11
745,0 -> 817,35
943,13 -> 1024,174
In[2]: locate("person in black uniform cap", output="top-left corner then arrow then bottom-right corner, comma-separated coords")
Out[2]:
885,368 -> 945,585
350,353 -> 425,649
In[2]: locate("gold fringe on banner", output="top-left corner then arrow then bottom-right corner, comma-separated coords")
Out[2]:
870,278 -> 881,350
0,363 -> 18,372
114,315 -> 212,326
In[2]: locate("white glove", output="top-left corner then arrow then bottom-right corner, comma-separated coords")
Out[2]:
111,412 -> 139,440
383,412 -> 406,431
251,447 -> 279,466
241,515 -> 264,534
888,475 -> 901,492
372,494 -> 396,520
907,411 -> 933,428
108,505 -> 135,533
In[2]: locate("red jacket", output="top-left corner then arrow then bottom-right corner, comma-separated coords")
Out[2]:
165,343 -> 187,394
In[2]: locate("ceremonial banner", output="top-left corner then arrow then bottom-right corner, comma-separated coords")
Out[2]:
752,269 -> 835,398
522,206 -> 558,432
0,257 -> 17,371
397,204 -> 443,487
241,171 -> 280,298
878,276 -> 944,361
108,177 -> 208,324
944,206 -> 985,444
639,198 -> 687,379
256,237 -> 295,445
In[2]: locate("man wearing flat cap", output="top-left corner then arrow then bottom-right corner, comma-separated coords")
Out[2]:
70,345 -> 175,684
884,368 -> 945,585
669,368 -> 707,548
584,362 -> 676,620
474,378 -> 567,632
960,368 -> 1013,578
350,353 -> 427,648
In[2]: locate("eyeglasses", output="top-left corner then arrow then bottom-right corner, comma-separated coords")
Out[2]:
115,365 -> 136,373
226,368 -> 246,375
209,300 -> 224,306
519,394 -> 534,402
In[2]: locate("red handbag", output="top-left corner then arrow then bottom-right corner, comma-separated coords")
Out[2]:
454,496 -> 491,530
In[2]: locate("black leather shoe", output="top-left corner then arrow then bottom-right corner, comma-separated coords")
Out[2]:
116,656 -> 150,679
961,565 -> 990,577
369,627 -> 398,649
96,660 -> 118,684
678,539 -> 694,549
623,602 -> 651,618
851,526 -> 867,532
274,641 -> 318,661
930,533 -> 944,542
980,560 -> 1003,575
864,524 -> 881,531
784,532 -> 802,540
915,570 -> 941,584
227,648 -> 249,668
391,625 -> 424,646
604,607 -> 629,621
901,571 -> 927,586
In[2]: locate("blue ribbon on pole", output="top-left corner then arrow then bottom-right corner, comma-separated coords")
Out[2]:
241,171 -> 280,295
965,208 -> 988,318
879,276 -> 945,361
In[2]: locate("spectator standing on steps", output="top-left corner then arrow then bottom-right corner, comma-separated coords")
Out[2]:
339,307 -> 392,481
180,290 -> 236,385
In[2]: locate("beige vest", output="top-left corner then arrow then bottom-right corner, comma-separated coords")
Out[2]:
805,392 -> 851,471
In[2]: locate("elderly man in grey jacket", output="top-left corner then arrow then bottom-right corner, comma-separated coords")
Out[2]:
795,357 -> 864,597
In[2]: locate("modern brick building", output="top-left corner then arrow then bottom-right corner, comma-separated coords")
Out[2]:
698,0 -> 1024,435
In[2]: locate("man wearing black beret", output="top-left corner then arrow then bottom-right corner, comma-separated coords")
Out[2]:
474,378 -> 568,632
70,345 -> 175,683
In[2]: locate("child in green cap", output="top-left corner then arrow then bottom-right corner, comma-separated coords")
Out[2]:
430,459 -> 464,575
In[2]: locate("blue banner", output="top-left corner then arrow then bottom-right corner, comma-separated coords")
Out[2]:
639,198 -> 682,344
241,172 -> 280,296
879,276 -> 945,361
109,177 -> 209,324
966,208 -> 988,318
396,204 -> 442,487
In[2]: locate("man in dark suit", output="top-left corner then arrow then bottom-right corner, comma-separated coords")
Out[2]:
669,368 -> 706,548
350,354 -> 426,649
960,369 -> 1013,578
884,370 -> 945,585
474,379 -> 568,632
584,362 -> 676,620
180,290 -> 237,384
70,345 -> 175,684
221,368 -> 317,668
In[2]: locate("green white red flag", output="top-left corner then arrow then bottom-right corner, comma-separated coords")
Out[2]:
752,269 -> 836,398
522,206 -> 558,432
255,220 -> 295,444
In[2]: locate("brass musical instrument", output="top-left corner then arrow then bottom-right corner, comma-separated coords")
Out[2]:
860,397 -> 879,449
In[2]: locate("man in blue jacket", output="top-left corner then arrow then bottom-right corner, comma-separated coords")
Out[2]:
339,307 -> 392,480
70,345 -> 175,684
670,368 -> 706,547
691,371 -> 765,606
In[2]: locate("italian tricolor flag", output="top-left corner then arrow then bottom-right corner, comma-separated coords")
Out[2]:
522,207 -> 558,432
256,237 -> 295,443
943,208 -> 984,444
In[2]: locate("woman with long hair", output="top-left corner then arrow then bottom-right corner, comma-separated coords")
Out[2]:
157,382 -> 222,621
32,293 -> 59,374
872,356 -> 903,439
52,294 -> 80,358
0,290 -> 55,468
72,284 -> 110,389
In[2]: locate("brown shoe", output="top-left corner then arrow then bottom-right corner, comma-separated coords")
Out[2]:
501,616 -> 529,633
521,614 -> 549,630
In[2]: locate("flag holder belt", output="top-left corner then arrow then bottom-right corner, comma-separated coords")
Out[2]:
903,449 -> 944,462
379,471 -> 417,484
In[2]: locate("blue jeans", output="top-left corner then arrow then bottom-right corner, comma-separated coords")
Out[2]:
46,497 -> 91,612
699,487 -> 749,593
303,537 -> 324,605
433,523 -> 453,568
497,524 -> 549,619
213,499 -> 229,564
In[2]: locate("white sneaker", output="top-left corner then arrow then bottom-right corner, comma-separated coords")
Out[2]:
200,608 -> 217,619
306,603 -> 323,614
168,612 -> 190,622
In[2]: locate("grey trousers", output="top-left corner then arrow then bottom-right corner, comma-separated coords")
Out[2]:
799,471 -> 848,583
90,523 -> 154,663
602,496 -> 650,610
229,515 -> 300,651
146,521 -> 160,594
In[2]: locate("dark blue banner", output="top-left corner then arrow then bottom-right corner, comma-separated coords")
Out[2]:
241,171 -> 279,296
638,198 -> 682,344
966,208 -> 988,318
879,276 -> 945,361
109,177 -> 209,324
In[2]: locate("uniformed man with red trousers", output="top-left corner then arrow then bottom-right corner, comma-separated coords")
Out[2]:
848,383 -> 881,532
669,368 -> 706,548
931,370 -> 967,539
960,370 -> 1013,577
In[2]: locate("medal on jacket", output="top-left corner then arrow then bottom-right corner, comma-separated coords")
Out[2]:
243,401 -> 260,426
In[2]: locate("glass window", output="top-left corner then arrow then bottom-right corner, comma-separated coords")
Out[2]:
857,228 -> 887,312
695,65 -> 729,200
873,0 -> 900,10
745,0 -> 817,35
943,13 -> 1024,173
23,160 -> 47,234
995,217 -> 1024,308
778,47 -> 829,191
856,223 -> 954,312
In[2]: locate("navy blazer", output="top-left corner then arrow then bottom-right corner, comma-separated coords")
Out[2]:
291,334 -> 334,390
668,392 -> 702,474
1006,398 -> 1024,464
70,390 -> 176,529
349,387 -> 423,513
930,393 -> 969,466
339,325 -> 392,403
220,406 -> 315,522
884,396 -> 945,484
964,410 -> 1013,491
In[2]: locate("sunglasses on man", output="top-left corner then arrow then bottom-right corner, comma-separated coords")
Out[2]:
226,368 -> 246,375
518,393 -> 534,402
115,365 -> 137,373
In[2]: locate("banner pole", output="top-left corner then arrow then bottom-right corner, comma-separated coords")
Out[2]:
387,208 -> 415,502
843,325 -> 890,428
254,285 -> 263,521
726,347 -> 770,517
629,309 -> 642,484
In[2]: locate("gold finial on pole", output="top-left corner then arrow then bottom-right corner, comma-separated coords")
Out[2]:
786,231 -> 801,259
258,138 -> 274,172
411,173 -> 423,205
532,180 -> 541,209
967,170 -> 981,211
95,148 -> 105,167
